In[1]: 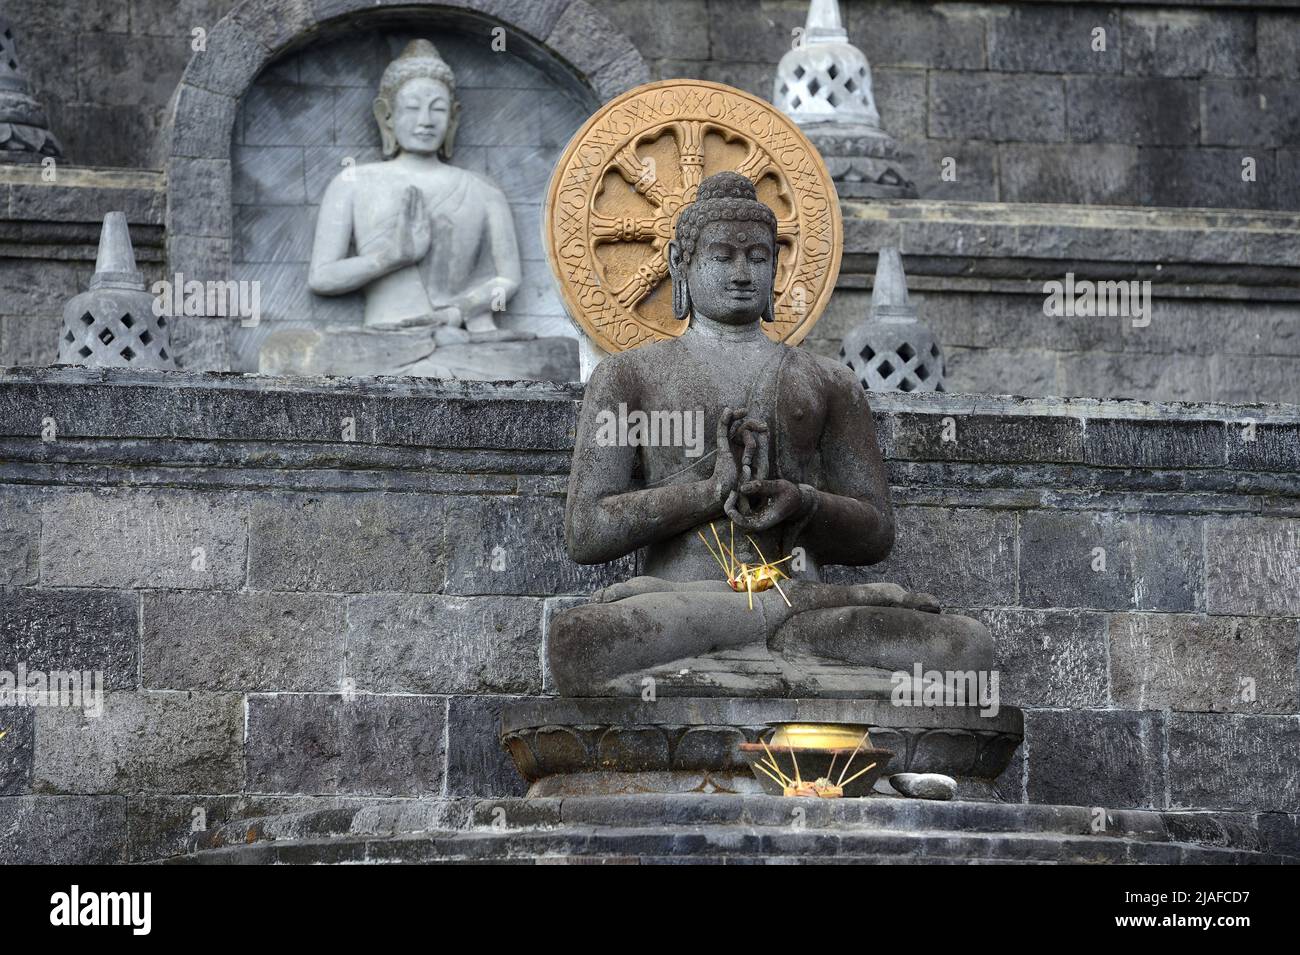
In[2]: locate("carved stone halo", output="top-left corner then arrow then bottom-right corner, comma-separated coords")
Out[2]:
545,79 -> 842,354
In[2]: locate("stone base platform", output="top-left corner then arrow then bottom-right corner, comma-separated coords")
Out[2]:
257,326 -> 579,381
170,795 -> 1299,864
500,697 -> 1022,800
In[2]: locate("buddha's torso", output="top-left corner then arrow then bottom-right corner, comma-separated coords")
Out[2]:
348,160 -> 497,326
612,331 -> 836,581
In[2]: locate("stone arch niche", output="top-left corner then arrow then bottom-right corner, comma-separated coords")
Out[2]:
161,0 -> 649,371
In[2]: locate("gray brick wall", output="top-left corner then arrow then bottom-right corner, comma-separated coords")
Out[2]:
0,369 -> 1296,860
3,1 -> 1297,210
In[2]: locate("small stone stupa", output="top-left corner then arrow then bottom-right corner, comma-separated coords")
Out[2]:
840,248 -> 944,392
58,212 -> 176,369
773,0 -> 915,199
0,18 -> 62,163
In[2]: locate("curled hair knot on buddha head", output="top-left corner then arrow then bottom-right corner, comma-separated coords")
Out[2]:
670,172 -> 779,322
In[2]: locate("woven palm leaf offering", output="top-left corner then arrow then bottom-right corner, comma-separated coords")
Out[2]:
696,521 -> 794,610
740,725 -> 894,798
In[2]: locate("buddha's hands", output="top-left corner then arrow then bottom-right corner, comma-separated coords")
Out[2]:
711,407 -> 767,512
731,479 -> 806,532
375,185 -> 433,273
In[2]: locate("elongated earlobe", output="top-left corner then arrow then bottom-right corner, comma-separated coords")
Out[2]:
673,276 -> 691,321
761,262 -> 776,322
440,100 -> 460,161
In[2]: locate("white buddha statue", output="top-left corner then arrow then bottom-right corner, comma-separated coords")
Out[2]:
308,39 -> 527,344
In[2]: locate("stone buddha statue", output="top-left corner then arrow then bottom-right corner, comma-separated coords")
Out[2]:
308,39 -> 526,344
549,172 -> 992,697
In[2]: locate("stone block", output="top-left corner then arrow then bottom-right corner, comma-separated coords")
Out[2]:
1066,76 -> 1199,146
929,72 -> 1065,143
871,68 -> 926,142
142,591 -> 346,692
166,158 -> 233,239
242,84 -> 335,147
35,691 -> 244,794
885,411 -> 1082,464
1121,10 -> 1255,78
1212,355 -> 1300,406
1168,713 -> 1300,812
1258,13 -> 1300,79
1137,146 -> 1276,210
999,143 -> 1139,205
908,139 -> 999,201
182,17 -> 271,99
846,1 -> 987,71
988,6 -> 1121,74
0,795 -> 127,864
940,346 -> 1057,397
0,490 -> 38,585
1057,352 -> 1213,403
0,707 -> 34,795
444,494 -> 631,596
596,0 -> 708,61
247,492 -> 446,593
1204,517 -> 1300,616
1083,418 -> 1226,468
980,608 -> 1109,708
245,693 -> 444,796
1202,80 -> 1300,148
1019,510 -> 1203,612
1109,613 -> 1298,713
79,33 -> 192,108
41,489 -> 247,590
0,588 -> 138,689
824,506 -> 1017,607
446,694 -> 529,798
1026,709 -> 1166,809
346,594 -> 543,694
169,84 -> 239,160
234,203 -> 315,263
1227,420 -> 1300,471
125,793 -> 330,863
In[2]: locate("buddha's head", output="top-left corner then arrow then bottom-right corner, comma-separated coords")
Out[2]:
374,40 -> 458,160
668,172 -> 777,327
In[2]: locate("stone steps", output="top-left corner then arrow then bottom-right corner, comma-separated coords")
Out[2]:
172,794 -> 1298,864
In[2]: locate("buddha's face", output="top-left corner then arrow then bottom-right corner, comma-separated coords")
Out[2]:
387,77 -> 452,156
683,220 -> 775,325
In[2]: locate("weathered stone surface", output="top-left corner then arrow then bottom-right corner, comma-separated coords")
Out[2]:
444,494 -> 630,596
1258,13 -> 1300,80
346,594 -> 542,694
246,693 -> 444,796
1019,511 -> 1203,612
1168,713 -> 1300,812
248,493 -> 446,593
1121,10 -> 1255,78
446,694 -> 528,798
36,691 -> 244,794
1202,79 -> 1300,148
0,706 -> 34,795
979,608 -> 1108,709
1026,709 -> 1166,809
165,158 -> 232,239
168,84 -> 239,160
999,143 -> 1138,205
0,491 -> 38,585
0,587 -> 138,689
41,489 -> 247,590
1083,418 -> 1226,468
1066,76 -> 1199,146
1227,421 -> 1300,471
826,506 -> 1017,607
1204,517 -> 1300,616
0,795 -> 127,864
1109,613 -> 1298,714
988,6 -> 1121,74
142,591 -> 346,692
884,412 -> 1082,464
929,72 -> 1065,143
845,1 -> 986,71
